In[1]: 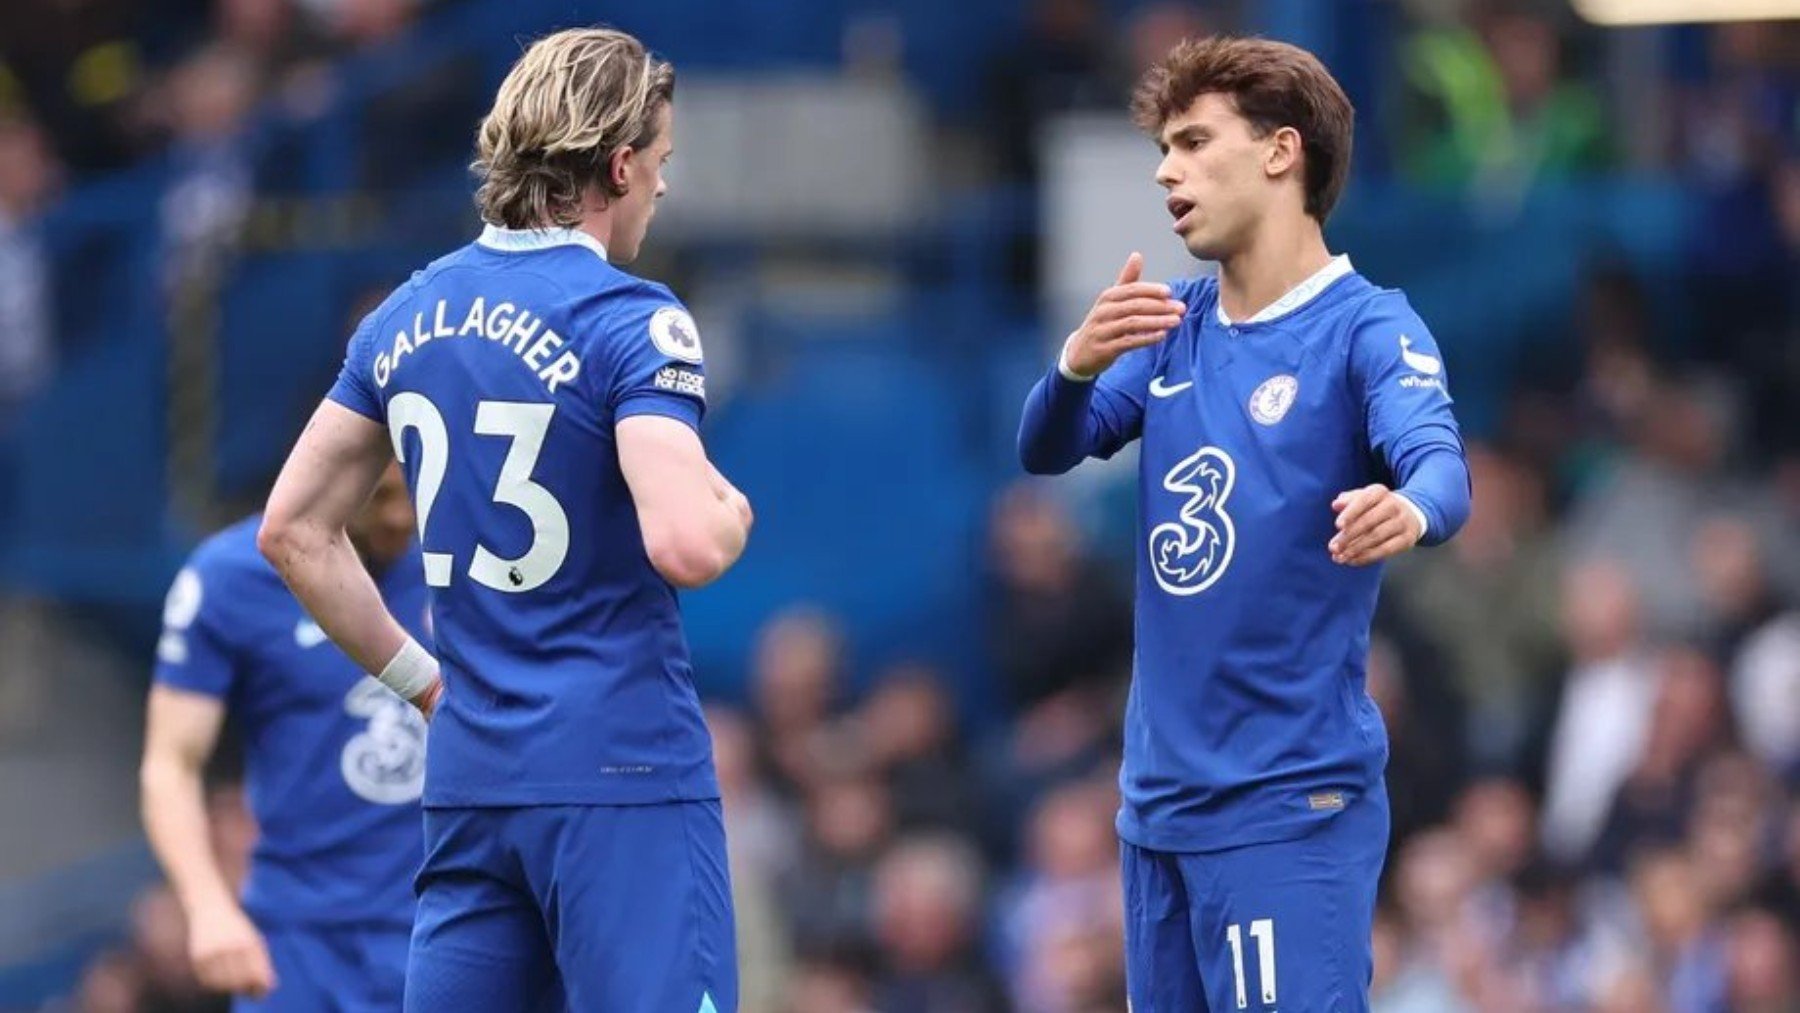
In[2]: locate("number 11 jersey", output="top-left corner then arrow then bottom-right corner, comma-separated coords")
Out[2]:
328,224 -> 717,808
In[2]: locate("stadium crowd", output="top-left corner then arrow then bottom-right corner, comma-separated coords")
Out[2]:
2,0 -> 1799,1010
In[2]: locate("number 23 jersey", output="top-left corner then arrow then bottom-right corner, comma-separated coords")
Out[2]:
328,225 -> 717,808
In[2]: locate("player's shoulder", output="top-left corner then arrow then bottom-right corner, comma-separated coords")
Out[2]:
346,262 -> 448,353
1342,275 -> 1428,329
1325,273 -> 1434,351
578,273 -> 703,363
178,515 -> 285,606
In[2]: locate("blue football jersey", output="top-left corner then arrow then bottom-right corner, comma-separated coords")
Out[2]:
326,225 -> 717,807
1037,259 -> 1465,852
153,516 -> 430,927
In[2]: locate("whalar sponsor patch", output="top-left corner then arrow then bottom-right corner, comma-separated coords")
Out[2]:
1308,791 -> 1346,811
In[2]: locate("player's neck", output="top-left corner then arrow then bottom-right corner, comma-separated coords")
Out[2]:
573,208 -> 616,262
1215,219 -> 1333,324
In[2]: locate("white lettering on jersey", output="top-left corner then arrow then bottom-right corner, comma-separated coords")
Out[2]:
157,568 -> 204,664
340,679 -> 427,805
1149,447 -> 1237,596
653,366 -> 706,399
649,306 -> 703,363
373,298 -> 581,394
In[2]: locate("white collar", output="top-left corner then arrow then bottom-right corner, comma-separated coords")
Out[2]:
1216,254 -> 1353,326
476,223 -> 609,261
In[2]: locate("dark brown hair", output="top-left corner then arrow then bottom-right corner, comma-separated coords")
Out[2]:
1131,36 -> 1354,222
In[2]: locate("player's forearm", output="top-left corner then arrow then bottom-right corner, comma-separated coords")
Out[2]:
259,524 -> 410,675
649,503 -> 747,589
1391,441 -> 1471,547
1018,369 -> 1103,474
140,758 -> 238,916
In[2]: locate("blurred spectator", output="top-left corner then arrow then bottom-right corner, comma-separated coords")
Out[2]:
1372,904 -> 1469,1012
869,834 -> 1007,1013
1387,443 -> 1562,773
1689,515 -> 1800,775
1672,23 -> 1800,419
1380,829 -> 1496,1011
1539,558 -> 1659,864
1366,633 -> 1465,844
713,704 -> 801,889
785,950 -> 878,1013
984,479 -> 1129,716
0,0 -> 157,172
1502,861 -> 1607,1010
847,662 -> 981,838
72,950 -> 144,1013
1400,0 -> 1611,198
156,44 -> 261,293
321,0 -> 415,49
1685,753 -> 1772,914
995,777 -> 1123,1013
1454,777 -> 1537,890
979,482 -> 1128,856
780,766 -> 893,955
0,113 -> 58,417
1562,378 -> 1741,639
1118,1 -> 1214,84
216,0 -> 318,77
1629,847 -> 1729,1012
1588,647 -> 1733,874
984,0 -> 1113,186
752,607 -> 850,797
326,0 -> 486,192
1725,908 -> 1800,1013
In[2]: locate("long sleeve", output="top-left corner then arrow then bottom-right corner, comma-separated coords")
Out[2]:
1392,444 -> 1471,547
1348,294 -> 1471,547
1018,341 -> 1156,474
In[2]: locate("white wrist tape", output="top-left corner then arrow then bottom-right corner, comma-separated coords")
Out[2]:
1057,335 -> 1096,382
377,637 -> 439,700
1395,493 -> 1430,542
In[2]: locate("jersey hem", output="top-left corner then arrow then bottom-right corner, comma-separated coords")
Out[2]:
324,389 -> 381,422
422,783 -> 721,808
1114,799 -> 1356,854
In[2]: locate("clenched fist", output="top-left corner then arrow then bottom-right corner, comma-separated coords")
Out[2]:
188,900 -> 277,998
1328,484 -> 1426,566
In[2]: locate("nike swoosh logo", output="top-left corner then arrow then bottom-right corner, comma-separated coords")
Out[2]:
1149,377 -> 1194,397
1399,336 -> 1442,376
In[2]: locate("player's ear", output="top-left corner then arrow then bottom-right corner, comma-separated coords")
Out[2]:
1265,126 -> 1302,180
608,145 -> 635,195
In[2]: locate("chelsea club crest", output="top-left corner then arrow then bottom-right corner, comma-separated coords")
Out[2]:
1248,374 -> 1299,425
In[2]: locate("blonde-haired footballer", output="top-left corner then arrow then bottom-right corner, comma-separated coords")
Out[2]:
259,27 -> 751,1012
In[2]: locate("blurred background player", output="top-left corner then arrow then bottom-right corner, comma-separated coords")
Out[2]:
1019,35 -> 1472,1013
257,27 -> 752,1013
140,463 -> 427,1010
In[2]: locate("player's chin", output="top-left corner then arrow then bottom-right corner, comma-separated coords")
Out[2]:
1182,232 -> 1225,261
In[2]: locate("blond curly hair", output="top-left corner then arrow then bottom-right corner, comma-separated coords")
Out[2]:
473,28 -> 674,229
